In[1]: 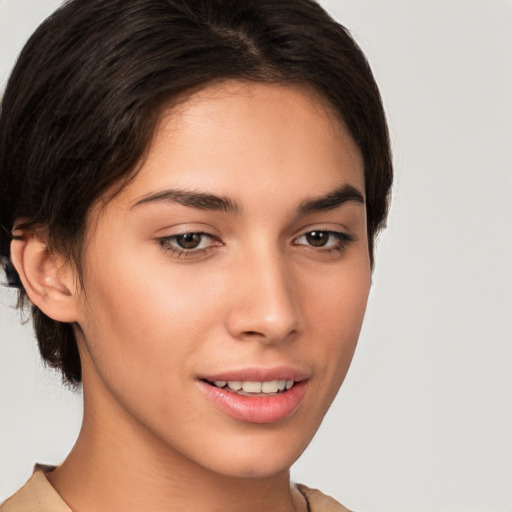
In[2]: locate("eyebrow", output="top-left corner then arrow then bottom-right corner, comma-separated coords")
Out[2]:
296,184 -> 364,215
131,189 -> 240,214
131,183 -> 364,216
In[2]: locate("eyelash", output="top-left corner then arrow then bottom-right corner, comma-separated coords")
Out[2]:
158,232 -> 220,258
158,230 -> 354,259
292,230 -> 354,254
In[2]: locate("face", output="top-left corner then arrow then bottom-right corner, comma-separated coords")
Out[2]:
73,81 -> 370,478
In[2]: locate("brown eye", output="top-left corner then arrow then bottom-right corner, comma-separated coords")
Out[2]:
305,231 -> 329,247
294,230 -> 354,253
176,233 -> 203,249
159,232 -> 219,256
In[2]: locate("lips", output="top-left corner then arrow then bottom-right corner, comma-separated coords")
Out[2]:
198,367 -> 309,424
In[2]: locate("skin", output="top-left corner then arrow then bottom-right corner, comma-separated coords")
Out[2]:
14,81 -> 370,512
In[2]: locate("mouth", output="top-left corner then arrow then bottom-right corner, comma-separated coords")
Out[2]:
202,378 -> 296,396
198,369 -> 308,424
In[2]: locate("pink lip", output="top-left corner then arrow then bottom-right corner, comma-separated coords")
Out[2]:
198,366 -> 309,424
200,366 -> 309,383
199,380 -> 308,424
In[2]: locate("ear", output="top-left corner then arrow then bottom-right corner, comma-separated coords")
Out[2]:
10,229 -> 80,323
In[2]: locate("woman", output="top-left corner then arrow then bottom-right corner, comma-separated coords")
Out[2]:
0,0 -> 392,510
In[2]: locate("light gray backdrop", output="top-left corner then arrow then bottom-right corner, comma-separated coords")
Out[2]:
1,1 -> 511,511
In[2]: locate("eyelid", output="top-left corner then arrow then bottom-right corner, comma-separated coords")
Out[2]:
291,221 -> 354,239
292,228 -> 356,255
157,230 -> 222,258
293,230 -> 354,244
155,224 -> 356,260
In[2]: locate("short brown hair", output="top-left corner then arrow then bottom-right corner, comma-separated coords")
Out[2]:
0,0 -> 392,384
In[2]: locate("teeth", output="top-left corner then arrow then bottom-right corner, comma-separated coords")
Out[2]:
213,379 -> 296,393
242,381 -> 262,393
261,380 -> 279,393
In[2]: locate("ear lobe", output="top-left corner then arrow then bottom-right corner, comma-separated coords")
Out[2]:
10,231 -> 80,323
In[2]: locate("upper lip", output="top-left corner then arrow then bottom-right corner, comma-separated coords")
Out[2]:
199,366 -> 310,383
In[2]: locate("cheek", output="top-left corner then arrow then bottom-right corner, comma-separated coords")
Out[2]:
83,239 -> 217,331
301,258 -> 370,382
305,256 -> 370,334
76,250 -> 223,397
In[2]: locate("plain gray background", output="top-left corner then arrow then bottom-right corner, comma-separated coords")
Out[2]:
1,1 -> 511,511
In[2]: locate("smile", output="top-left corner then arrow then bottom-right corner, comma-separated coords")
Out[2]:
207,379 -> 295,395
199,369 -> 308,424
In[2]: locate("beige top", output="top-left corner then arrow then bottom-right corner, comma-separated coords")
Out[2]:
1,470 -> 351,512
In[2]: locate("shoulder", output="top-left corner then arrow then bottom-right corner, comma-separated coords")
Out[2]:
297,484 -> 353,512
1,470 -> 71,512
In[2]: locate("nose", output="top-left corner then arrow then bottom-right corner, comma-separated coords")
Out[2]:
225,248 -> 300,344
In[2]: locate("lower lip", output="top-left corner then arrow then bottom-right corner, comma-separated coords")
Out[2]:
199,381 -> 307,424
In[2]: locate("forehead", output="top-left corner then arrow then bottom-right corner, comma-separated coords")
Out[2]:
99,81 -> 364,217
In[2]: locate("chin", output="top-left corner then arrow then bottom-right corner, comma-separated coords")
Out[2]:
207,451 -> 297,480
185,422 -> 317,480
